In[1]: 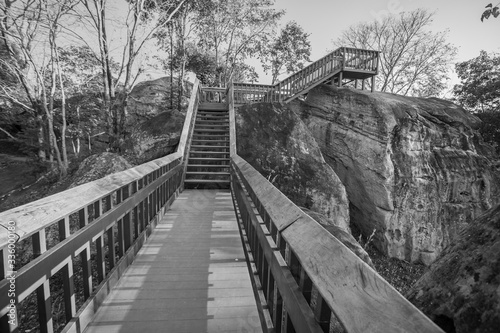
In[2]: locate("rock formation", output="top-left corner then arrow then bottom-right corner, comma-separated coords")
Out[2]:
406,204 -> 500,333
291,85 -> 500,265
70,152 -> 132,188
236,102 -> 350,232
124,111 -> 185,164
127,77 -> 191,123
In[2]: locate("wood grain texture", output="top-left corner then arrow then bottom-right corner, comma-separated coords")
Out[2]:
0,154 -> 181,246
231,155 -> 444,333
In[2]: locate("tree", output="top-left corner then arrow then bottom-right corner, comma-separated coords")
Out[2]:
481,2 -> 500,21
334,9 -> 457,97
259,21 -> 311,84
453,51 -> 500,113
0,0 -> 79,176
195,0 -> 283,86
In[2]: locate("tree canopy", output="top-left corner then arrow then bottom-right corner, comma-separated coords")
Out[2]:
259,21 -> 311,84
453,51 -> 500,113
334,8 -> 457,97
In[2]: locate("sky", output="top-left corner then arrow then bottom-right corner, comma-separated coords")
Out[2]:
252,0 -> 500,89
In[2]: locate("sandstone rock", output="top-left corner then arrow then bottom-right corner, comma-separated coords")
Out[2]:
127,77 -> 192,124
406,204 -> 500,333
301,207 -> 373,267
236,102 -> 350,232
292,85 -> 500,265
124,111 -> 185,164
69,152 -> 132,188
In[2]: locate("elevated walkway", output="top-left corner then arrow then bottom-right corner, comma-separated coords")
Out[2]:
84,190 -> 261,333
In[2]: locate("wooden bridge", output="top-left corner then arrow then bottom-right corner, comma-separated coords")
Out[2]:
0,47 -> 445,333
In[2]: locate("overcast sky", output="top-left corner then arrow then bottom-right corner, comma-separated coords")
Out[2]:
253,0 -> 499,88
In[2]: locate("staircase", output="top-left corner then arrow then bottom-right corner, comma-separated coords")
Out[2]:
184,103 -> 230,189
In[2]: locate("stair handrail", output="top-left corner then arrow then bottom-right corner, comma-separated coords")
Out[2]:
226,81 -> 443,333
231,46 -> 379,105
0,73 -> 200,333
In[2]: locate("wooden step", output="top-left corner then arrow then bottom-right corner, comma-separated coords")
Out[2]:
188,157 -> 230,161
187,164 -> 230,168
186,171 -> 230,176
189,151 -> 230,156
191,141 -> 230,149
193,129 -> 229,133
191,140 -> 229,144
184,179 -> 230,184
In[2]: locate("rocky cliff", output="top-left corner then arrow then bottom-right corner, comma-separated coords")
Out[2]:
236,102 -> 350,232
291,85 -> 500,265
406,204 -> 500,333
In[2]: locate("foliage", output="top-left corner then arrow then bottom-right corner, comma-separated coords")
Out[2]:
334,9 -> 457,97
481,2 -> 500,21
194,0 -> 284,86
476,112 -> 500,154
259,21 -> 311,84
453,51 -> 500,113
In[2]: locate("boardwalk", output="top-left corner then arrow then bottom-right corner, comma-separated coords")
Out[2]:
84,190 -> 262,333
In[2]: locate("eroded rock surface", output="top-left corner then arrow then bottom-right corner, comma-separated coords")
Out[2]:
292,85 -> 500,265
406,204 -> 500,333
236,102 -> 350,231
124,111 -> 184,164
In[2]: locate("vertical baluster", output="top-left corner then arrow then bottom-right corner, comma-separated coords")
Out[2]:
299,268 -> 313,304
61,260 -> 76,324
274,288 -> 283,332
314,293 -> 332,332
123,213 -> 132,251
36,279 -> 53,333
107,226 -> 116,270
80,245 -> 92,299
133,206 -> 139,240
33,231 -> 53,333
117,218 -> 124,258
267,272 -> 275,319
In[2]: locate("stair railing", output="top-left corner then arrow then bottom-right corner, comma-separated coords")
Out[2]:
226,80 -> 443,333
0,74 -> 200,333
232,46 -> 379,105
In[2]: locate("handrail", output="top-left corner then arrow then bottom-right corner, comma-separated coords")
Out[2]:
226,81 -> 443,333
0,74 -> 200,333
231,47 -> 379,105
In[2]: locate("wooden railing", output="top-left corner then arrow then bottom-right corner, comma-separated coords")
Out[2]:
0,74 -> 201,333
200,86 -> 227,104
232,47 -> 379,105
226,81 -> 444,333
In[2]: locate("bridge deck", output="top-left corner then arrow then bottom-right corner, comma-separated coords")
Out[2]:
84,189 -> 262,333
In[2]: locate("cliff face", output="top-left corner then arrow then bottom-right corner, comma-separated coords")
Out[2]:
236,102 -> 350,232
291,85 -> 500,265
406,204 -> 500,333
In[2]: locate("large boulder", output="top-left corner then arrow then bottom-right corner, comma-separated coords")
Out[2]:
291,85 -> 500,265
236,102 -> 350,232
124,111 -> 185,164
127,77 -> 191,123
406,204 -> 500,333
